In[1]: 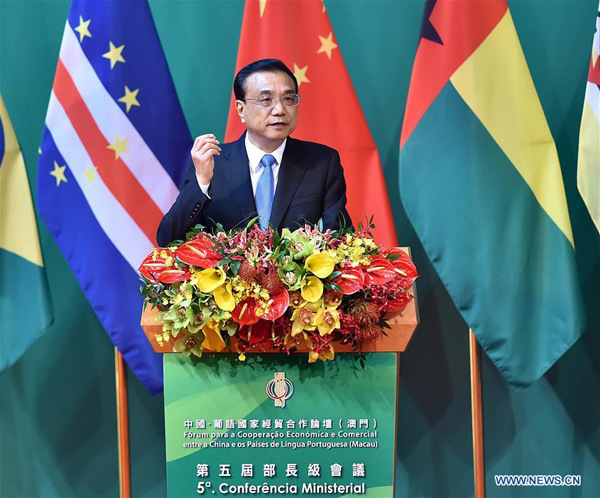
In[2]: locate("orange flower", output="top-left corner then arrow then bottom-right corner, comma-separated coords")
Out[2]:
201,323 -> 226,352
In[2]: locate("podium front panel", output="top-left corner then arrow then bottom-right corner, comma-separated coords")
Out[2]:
163,353 -> 398,497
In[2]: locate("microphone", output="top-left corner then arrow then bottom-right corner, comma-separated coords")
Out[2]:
233,212 -> 259,230
291,213 -> 311,229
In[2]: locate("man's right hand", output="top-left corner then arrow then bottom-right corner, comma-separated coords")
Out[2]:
191,134 -> 221,186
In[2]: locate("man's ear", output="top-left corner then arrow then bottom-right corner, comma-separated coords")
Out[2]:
235,100 -> 245,123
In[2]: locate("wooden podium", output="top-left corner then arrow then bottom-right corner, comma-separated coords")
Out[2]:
141,250 -> 419,497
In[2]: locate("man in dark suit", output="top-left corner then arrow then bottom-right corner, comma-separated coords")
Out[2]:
157,59 -> 351,246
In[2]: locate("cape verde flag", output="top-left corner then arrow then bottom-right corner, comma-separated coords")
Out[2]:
37,0 -> 191,393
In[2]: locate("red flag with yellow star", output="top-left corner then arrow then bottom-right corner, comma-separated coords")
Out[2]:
225,0 -> 398,247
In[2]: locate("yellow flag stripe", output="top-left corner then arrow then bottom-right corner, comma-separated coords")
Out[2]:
0,95 -> 45,266
450,11 -> 575,247
577,97 -> 600,233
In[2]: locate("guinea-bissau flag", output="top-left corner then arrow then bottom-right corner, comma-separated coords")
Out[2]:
0,94 -> 53,371
225,0 -> 398,248
399,0 -> 585,387
577,1 -> 600,234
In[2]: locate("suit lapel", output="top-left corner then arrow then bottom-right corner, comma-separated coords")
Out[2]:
220,133 -> 257,221
270,138 -> 307,229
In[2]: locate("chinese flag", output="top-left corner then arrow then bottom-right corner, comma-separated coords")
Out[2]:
225,0 -> 398,247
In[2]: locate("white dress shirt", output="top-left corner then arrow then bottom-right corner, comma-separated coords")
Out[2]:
198,135 -> 287,199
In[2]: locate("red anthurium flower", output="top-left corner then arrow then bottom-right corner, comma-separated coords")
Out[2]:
382,292 -> 413,312
242,320 -> 273,345
155,267 -> 191,284
138,253 -> 167,282
262,289 -> 290,321
363,256 -> 397,286
332,267 -> 365,295
232,298 -> 260,326
176,235 -> 220,268
139,250 -> 190,283
384,248 -> 419,288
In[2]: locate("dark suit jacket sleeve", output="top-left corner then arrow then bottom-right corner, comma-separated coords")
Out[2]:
156,163 -> 210,246
321,149 -> 353,231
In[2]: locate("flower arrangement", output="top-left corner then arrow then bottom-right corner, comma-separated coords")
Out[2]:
138,220 -> 418,363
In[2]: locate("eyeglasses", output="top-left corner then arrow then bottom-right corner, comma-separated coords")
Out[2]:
244,94 -> 301,108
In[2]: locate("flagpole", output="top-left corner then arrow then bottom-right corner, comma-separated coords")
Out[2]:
115,348 -> 131,498
469,330 -> 486,498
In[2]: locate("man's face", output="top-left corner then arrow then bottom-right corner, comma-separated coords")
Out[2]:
235,71 -> 298,151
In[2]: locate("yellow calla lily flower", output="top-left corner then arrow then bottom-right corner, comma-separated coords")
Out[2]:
301,276 -> 323,303
316,308 -> 340,336
213,282 -> 235,311
198,267 -> 226,292
305,252 -> 335,278
201,324 -> 226,352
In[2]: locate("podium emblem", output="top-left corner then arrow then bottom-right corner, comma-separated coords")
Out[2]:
266,372 -> 294,408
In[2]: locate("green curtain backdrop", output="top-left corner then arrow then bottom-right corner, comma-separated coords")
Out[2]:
1,1 -> 598,497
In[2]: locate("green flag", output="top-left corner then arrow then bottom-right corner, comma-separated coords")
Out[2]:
399,0 -> 585,387
0,94 -> 53,371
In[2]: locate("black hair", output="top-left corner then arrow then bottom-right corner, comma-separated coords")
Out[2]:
233,59 -> 298,100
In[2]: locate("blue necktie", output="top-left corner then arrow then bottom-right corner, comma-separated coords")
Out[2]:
255,154 -> 276,230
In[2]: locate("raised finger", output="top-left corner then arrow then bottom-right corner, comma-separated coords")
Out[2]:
192,135 -> 205,150
200,148 -> 221,161
199,142 -> 221,156
194,133 -> 217,145
194,139 -> 220,154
